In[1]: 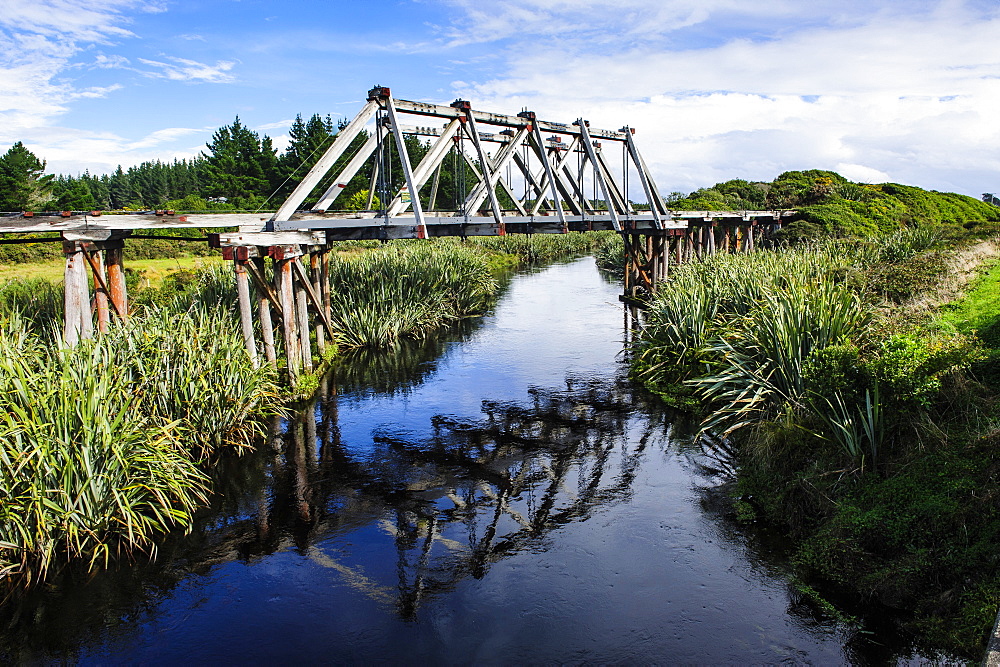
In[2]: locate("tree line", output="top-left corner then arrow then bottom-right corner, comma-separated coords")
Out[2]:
0,113 -> 480,213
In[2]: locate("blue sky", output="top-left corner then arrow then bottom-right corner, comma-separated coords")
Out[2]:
1,0 -> 998,198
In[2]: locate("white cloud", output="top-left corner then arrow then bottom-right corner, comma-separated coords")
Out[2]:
437,0 -> 909,46
125,126 -> 210,151
255,119 -> 296,132
0,1 -> 148,149
446,0 -> 1000,196
836,163 -> 891,183
0,0 -> 141,42
92,54 -> 130,69
137,56 -> 238,83
0,0 -> 238,172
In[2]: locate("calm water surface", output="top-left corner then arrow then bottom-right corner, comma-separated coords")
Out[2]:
3,257 -> 922,664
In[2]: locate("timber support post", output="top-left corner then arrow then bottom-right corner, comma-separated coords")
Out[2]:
272,245 -> 301,383
103,240 -> 128,321
61,240 -> 91,345
228,246 -> 259,368
253,255 -> 278,367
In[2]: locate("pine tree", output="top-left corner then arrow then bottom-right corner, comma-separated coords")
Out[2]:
108,166 -> 136,209
0,142 -> 54,211
276,113 -> 337,200
54,177 -> 98,211
200,116 -> 277,207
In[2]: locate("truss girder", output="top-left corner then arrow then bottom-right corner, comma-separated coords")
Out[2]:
266,87 -> 669,229
386,119 -> 462,217
624,128 -> 664,226
313,131 -> 379,211
463,126 -> 530,215
273,100 -> 378,222
384,92 -> 427,232
577,120 -> 621,231
526,135 -> 581,217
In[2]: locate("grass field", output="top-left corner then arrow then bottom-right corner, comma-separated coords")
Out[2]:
0,256 -> 226,287
940,258 -> 1000,345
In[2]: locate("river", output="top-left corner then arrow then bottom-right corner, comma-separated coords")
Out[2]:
2,256 -> 925,663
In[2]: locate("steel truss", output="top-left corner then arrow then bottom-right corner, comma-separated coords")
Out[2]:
269,85 -> 672,236
0,85 -> 794,348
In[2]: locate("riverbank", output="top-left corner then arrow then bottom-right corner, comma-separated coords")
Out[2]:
630,228 -> 1000,658
0,233 -> 605,591
0,255 -> 866,664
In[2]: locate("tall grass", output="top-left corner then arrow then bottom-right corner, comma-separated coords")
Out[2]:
0,230 -> 600,584
693,281 -> 871,437
631,234 -> 938,456
468,231 -> 600,263
0,301 -> 281,585
105,306 -> 282,460
327,242 -> 499,348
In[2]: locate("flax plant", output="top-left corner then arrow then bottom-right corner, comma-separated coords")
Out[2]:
327,243 -> 499,348
0,316 -> 209,582
692,281 -> 872,437
108,307 -> 282,460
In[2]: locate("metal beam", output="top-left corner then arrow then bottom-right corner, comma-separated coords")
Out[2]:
386,119 -> 461,217
464,127 -> 530,215
623,127 -> 662,228
458,103 -> 505,228
312,131 -> 380,211
383,92 -> 427,234
577,119 -> 621,231
272,100 -> 379,222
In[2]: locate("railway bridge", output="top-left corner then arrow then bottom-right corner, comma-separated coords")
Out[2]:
0,86 -> 793,381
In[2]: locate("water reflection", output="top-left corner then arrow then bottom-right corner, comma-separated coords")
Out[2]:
331,319 -> 482,397
262,370 -> 668,620
0,257 -> 931,664
0,379 -> 913,664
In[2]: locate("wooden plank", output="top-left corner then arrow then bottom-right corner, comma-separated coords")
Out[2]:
216,230 -> 326,246
0,210 -> 791,236
292,257 -> 334,333
295,273 -> 313,374
63,242 -> 85,345
82,246 -> 125,319
244,259 -> 284,317
276,257 -> 300,379
310,251 -> 326,357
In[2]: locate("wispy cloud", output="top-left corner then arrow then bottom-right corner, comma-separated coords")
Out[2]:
0,0 -> 142,42
0,1 -> 147,146
0,0 -> 240,171
445,0 -> 1000,195
255,119 -> 296,132
125,126 -> 210,151
137,56 -> 238,83
435,0 -> 910,46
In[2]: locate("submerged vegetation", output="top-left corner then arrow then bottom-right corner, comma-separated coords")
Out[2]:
632,219 -> 1000,656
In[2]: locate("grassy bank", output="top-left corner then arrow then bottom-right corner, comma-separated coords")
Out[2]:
631,229 -> 1000,658
0,305 -> 282,587
0,232 -> 600,589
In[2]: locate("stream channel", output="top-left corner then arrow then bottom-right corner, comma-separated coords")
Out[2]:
2,256 -> 930,663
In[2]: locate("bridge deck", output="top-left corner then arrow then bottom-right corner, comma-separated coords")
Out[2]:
0,210 -> 793,242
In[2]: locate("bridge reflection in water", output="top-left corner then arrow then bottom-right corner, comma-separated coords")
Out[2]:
0,257 -> 907,664
262,368 -> 667,621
